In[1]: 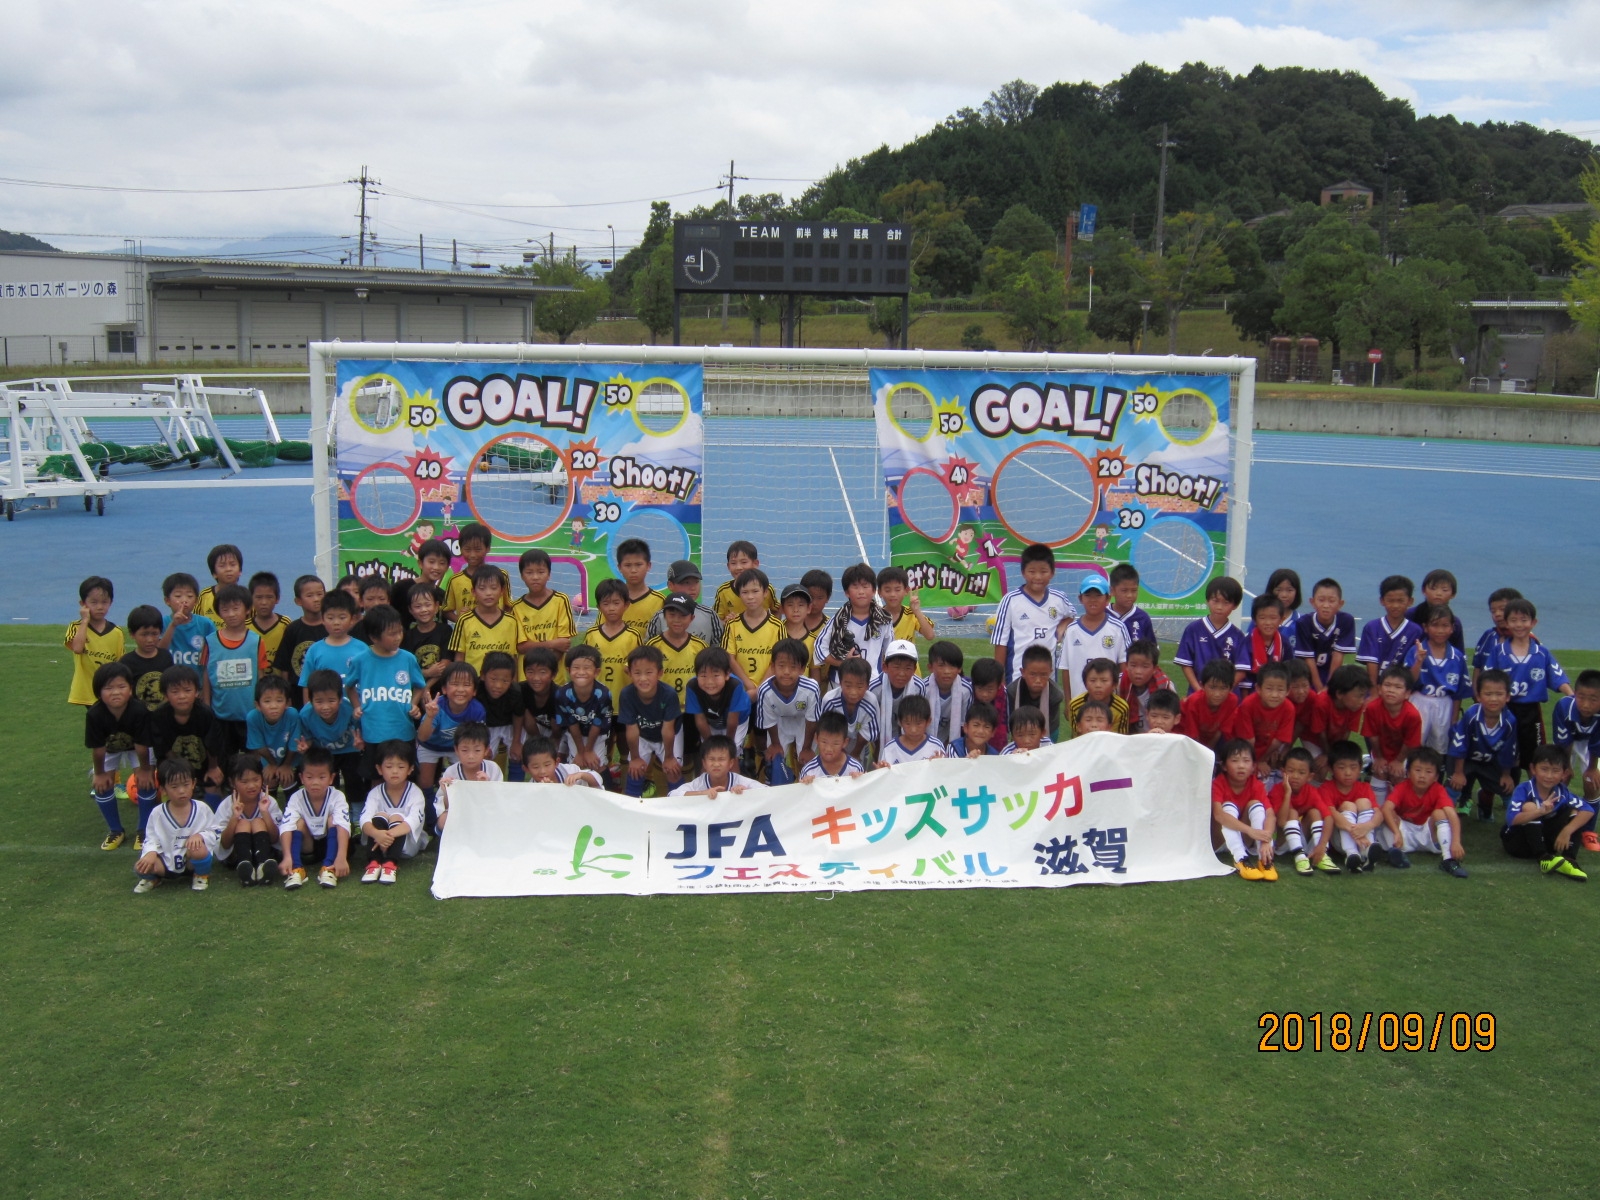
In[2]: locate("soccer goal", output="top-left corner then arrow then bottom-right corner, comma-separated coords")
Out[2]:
309,343 -> 1255,635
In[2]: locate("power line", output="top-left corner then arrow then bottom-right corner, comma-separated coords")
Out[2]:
0,175 -> 346,195
379,183 -> 720,211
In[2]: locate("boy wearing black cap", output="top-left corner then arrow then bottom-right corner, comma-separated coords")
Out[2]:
645,560 -> 725,646
779,583 -> 815,650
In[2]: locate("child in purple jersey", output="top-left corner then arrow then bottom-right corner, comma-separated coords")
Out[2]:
1174,576 -> 1249,694
1357,574 -> 1423,687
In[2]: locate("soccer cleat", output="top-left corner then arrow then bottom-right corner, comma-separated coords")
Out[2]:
1236,857 -> 1264,881
283,867 -> 307,890
1313,853 -> 1341,873
100,831 -> 126,851
236,860 -> 255,888
318,867 -> 338,889
1294,853 -> 1313,876
257,860 -> 281,885
1387,846 -> 1411,869
191,874 -> 209,892
379,861 -> 398,885
132,834 -> 144,852
132,877 -> 158,894
1440,856 -> 1469,879
1361,846 -> 1381,872
1555,858 -> 1587,880
114,781 -> 129,802
1541,856 -> 1563,875
1582,831 -> 1600,854
361,860 -> 383,884
1258,860 -> 1279,882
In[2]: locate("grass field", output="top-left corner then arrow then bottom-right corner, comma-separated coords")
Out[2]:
4,626 -> 1597,1198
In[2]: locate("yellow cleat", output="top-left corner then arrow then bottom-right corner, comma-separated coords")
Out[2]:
100,831 -> 126,851
1236,858 -> 1264,881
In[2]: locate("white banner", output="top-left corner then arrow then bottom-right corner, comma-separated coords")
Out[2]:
431,734 -> 1230,898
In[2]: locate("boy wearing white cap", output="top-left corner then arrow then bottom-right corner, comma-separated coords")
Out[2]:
1056,572 -> 1130,704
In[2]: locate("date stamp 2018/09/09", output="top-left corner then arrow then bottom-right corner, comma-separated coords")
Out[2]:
1258,1012 -> 1496,1053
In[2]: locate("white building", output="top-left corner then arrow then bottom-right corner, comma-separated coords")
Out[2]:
0,250 -> 568,368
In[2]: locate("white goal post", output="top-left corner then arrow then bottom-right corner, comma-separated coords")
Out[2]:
309,342 -> 1256,613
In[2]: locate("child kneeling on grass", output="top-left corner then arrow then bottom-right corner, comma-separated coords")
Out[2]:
278,747 -> 351,889
1502,744 -> 1594,881
358,740 -> 428,884
1376,746 -> 1468,877
133,758 -> 219,894
1212,739 -> 1277,881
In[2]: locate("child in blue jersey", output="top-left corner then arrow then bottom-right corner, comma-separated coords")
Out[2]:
618,645 -> 683,797
1357,575 -> 1423,686
1471,587 -> 1522,686
245,675 -> 302,794
990,543 -> 1074,683
1448,669 -> 1519,822
298,668 -> 362,798
1001,706 -> 1053,754
684,646 -> 751,768
1501,744 -> 1593,880
1107,563 -> 1155,646
1174,576 -> 1249,694
346,604 -> 426,785
1407,604 -> 1468,756
132,758 -> 218,894
1293,577 -> 1356,691
157,572 -> 215,671
1408,569 -> 1464,651
415,661 -> 485,789
557,644 -> 614,776
200,584 -> 271,771
877,693 -> 944,767
799,712 -> 865,781
948,701 -> 1000,758
1552,671 -> 1600,833
297,588 -> 365,691
1478,597 -> 1570,777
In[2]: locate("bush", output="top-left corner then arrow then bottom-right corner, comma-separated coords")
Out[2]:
960,323 -> 997,352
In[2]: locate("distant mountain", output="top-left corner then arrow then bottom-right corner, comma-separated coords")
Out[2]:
0,229 -> 58,251
802,63 -> 1597,241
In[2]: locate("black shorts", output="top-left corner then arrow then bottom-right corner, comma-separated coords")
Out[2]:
216,720 -> 250,771
1507,701 -> 1545,772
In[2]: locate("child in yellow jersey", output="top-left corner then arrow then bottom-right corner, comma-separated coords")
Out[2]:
512,548 -> 576,683
195,543 -> 242,620
615,537 -> 664,636
648,594 -> 706,756
713,540 -> 779,621
877,566 -> 935,654
66,575 -> 125,706
247,571 -> 288,665
443,523 -> 511,621
582,578 -> 642,712
447,564 -> 522,678
724,568 -> 784,698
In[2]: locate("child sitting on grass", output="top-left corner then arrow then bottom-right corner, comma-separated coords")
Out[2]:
876,693 -> 944,766
1212,739 -> 1276,881
133,758 -> 218,894
1271,747 -> 1337,874
213,754 -> 284,887
1501,744 -> 1592,881
1074,700 -> 1113,736
1325,739 -> 1383,873
671,735 -> 763,797
358,740 -> 428,884
800,711 -> 865,781
277,747 -> 351,889
1144,690 -> 1182,734
435,722 -> 501,831
1376,746 -> 1468,877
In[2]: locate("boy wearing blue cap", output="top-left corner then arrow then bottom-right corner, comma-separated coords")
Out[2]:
1056,572 -> 1129,705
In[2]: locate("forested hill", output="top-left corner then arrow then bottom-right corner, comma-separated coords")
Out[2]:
800,64 -> 1595,241
0,230 -> 57,252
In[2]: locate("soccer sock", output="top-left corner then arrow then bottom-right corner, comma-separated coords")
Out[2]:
136,789 -> 159,835
192,853 -> 213,877
323,836 -> 340,867
1340,828 -> 1362,857
1221,826 -> 1248,862
1282,821 -> 1306,853
290,830 -> 305,868
1309,818 -> 1325,850
1435,820 -> 1453,857
249,830 -> 276,865
93,788 -> 124,834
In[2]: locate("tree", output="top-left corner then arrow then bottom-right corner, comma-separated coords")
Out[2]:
745,293 -> 782,347
1562,160 -> 1600,336
1132,211 -> 1237,352
987,203 -> 1055,256
631,241 -> 675,344
998,251 -> 1086,352
982,79 -> 1039,126
516,258 -> 608,344
608,200 -> 672,314
1274,212 -> 1382,362
1087,293 -> 1148,352
1336,257 -> 1470,372
879,180 -> 979,292
1396,203 -> 1537,294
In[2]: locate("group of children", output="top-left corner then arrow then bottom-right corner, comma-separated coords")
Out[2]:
65,533 -> 1597,893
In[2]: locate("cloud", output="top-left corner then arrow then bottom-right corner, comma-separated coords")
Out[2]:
1,0 -> 1595,254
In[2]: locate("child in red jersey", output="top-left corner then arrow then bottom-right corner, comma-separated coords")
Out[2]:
1179,660 -> 1239,754
1241,594 -> 1289,693
1306,665 -> 1371,777
1272,747 -> 1338,874
1364,664 -> 1423,805
1228,661 -> 1295,779
1376,745 -> 1467,876
1212,739 -> 1277,880
1119,639 -> 1173,733
1324,739 -> 1383,872
1286,660 -> 1316,748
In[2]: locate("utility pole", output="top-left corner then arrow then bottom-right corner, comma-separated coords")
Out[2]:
1154,124 -> 1177,257
418,234 -> 425,269
718,158 -> 747,332
352,165 -> 379,267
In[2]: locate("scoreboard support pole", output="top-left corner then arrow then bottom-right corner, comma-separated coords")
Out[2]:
672,293 -> 681,347
901,295 -> 909,350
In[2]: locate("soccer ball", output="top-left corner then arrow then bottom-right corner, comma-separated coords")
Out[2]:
946,606 -> 974,621
986,614 -> 997,628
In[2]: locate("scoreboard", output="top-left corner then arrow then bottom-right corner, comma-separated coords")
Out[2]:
673,219 -> 911,296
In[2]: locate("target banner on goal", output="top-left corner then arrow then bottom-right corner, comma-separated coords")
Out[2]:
872,369 -> 1230,618
334,360 -> 703,605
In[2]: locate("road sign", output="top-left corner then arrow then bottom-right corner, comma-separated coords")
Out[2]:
1077,204 -> 1098,241
1367,348 -> 1383,363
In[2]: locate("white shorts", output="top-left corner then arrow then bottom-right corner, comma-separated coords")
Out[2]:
1370,779 -> 1390,806
97,750 -> 140,775
631,738 -> 665,766
416,744 -> 456,766
488,724 -> 513,756
1570,740 -> 1592,780
1376,818 -> 1445,854
1413,694 -> 1455,755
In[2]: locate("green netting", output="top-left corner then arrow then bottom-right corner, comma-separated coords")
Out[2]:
491,444 -> 560,472
37,438 -> 315,478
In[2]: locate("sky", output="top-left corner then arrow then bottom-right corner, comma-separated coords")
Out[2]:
3,0 -> 1597,265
